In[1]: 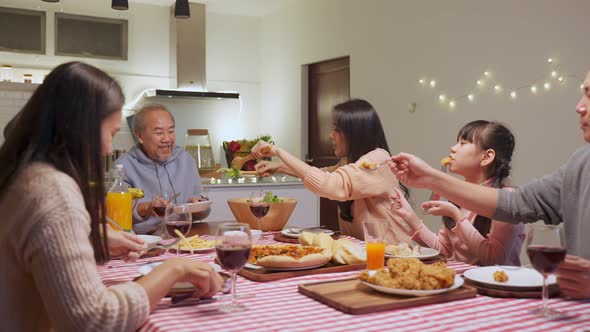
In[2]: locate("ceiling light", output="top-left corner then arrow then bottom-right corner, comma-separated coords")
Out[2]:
175,0 -> 190,19
112,0 -> 128,10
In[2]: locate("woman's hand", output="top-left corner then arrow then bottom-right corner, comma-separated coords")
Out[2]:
388,153 -> 437,188
557,255 -> 590,299
255,160 -> 281,176
169,259 -> 224,298
136,201 -> 154,218
106,228 -> 147,262
390,187 -> 422,232
421,201 -> 463,222
251,140 -> 278,159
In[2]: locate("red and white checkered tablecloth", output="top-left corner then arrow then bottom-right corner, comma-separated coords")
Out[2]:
97,234 -> 590,332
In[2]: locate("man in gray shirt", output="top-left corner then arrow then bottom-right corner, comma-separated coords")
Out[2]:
389,70 -> 590,299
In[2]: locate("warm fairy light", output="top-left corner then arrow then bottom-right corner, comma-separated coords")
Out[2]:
418,57 -> 582,108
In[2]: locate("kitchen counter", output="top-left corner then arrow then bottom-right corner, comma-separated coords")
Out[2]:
201,174 -> 318,229
202,174 -> 303,187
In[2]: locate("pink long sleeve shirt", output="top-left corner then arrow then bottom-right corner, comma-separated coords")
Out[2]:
413,186 -> 525,266
303,148 -> 412,243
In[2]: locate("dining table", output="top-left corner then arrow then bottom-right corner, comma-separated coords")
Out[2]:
97,233 -> 590,332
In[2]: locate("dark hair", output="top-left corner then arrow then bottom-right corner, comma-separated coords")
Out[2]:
332,99 -> 410,221
443,120 -> 516,237
0,62 -> 125,264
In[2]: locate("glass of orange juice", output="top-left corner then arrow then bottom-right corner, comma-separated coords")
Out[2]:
363,219 -> 387,271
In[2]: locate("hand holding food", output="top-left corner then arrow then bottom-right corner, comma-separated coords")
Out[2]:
255,160 -> 281,177
388,153 -> 437,188
251,140 -> 277,159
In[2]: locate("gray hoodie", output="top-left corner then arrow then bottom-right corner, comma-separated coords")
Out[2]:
114,144 -> 202,234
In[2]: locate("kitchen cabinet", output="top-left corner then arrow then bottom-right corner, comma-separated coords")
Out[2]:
202,175 -> 319,229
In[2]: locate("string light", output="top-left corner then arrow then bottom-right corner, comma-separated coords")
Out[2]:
417,57 -> 584,110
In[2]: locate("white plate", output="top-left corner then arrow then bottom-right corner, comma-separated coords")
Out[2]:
281,228 -> 335,239
137,234 -> 162,245
362,275 -> 464,297
384,247 -> 440,260
463,266 -> 556,289
244,262 -> 328,271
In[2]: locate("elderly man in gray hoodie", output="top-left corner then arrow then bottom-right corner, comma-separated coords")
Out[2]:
116,103 -> 203,234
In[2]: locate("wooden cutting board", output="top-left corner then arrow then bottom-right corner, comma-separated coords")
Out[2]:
298,278 -> 477,315
238,262 -> 366,282
463,279 -> 560,298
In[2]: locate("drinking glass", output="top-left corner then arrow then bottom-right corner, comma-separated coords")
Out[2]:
164,204 -> 192,255
152,191 -> 173,218
363,219 -> 387,272
526,224 -> 567,318
249,190 -> 270,231
216,223 -> 252,313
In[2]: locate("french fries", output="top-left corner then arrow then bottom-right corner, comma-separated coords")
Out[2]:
176,233 -> 215,253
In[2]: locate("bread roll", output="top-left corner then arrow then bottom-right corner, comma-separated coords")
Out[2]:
298,232 -> 316,246
313,232 -> 334,249
340,243 -> 366,264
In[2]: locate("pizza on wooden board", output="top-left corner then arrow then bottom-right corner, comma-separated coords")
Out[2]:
248,244 -> 333,269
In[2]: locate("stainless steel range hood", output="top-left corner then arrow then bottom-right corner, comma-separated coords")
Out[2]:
149,2 -> 239,100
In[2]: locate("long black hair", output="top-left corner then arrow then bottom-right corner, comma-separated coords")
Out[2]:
443,120 -> 515,236
332,99 -> 410,221
0,62 -> 125,264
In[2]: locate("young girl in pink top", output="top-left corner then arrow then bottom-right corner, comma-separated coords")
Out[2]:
391,120 -> 525,266
252,99 -> 411,242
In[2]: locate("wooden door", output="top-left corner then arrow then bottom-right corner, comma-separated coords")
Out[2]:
308,56 -> 350,231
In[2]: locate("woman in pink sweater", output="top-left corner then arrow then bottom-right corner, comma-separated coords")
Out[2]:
0,62 -> 223,331
390,120 -> 525,266
252,99 -> 411,242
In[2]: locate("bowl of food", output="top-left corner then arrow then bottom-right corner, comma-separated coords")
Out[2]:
226,196 -> 297,231
186,200 -> 213,222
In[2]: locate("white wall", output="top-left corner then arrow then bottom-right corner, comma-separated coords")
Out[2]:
259,0 -> 590,234
0,1 -> 262,159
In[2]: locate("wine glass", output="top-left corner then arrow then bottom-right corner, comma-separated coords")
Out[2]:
215,223 -> 252,313
152,191 -> 173,218
249,190 -> 270,231
526,224 -> 567,318
164,204 -> 192,254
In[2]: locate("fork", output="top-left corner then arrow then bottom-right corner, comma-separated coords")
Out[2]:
359,160 -> 389,172
288,225 -> 328,234
422,164 -> 449,215
146,238 -> 182,251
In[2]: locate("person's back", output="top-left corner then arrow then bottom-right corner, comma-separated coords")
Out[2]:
0,163 -> 149,331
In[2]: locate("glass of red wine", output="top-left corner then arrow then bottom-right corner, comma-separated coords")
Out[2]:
164,204 -> 192,255
152,191 -> 173,218
215,223 -> 252,313
526,224 -> 567,318
249,190 -> 270,232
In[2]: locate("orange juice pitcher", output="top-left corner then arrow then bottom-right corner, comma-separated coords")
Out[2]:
106,165 -> 132,231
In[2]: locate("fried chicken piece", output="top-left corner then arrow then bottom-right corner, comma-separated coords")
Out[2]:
493,270 -> 509,282
360,258 -> 455,290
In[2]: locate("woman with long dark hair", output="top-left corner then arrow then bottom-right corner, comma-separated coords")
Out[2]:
0,62 -> 222,331
252,99 -> 411,242
390,120 -> 525,265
